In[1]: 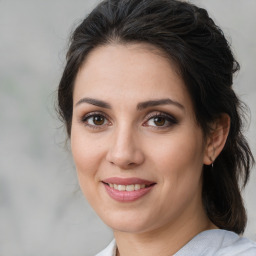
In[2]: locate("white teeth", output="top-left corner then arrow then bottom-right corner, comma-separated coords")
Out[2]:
135,184 -> 141,190
108,183 -> 148,191
126,185 -> 134,191
118,185 -> 126,191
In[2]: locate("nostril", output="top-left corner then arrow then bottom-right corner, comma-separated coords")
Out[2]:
106,146 -> 145,168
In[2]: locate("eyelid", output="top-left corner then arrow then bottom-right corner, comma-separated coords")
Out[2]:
79,110 -> 178,129
143,111 -> 178,127
81,111 -> 111,129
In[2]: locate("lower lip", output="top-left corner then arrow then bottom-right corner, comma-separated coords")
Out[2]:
103,183 -> 154,202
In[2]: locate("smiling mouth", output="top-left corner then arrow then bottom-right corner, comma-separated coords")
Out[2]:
102,177 -> 156,202
103,182 -> 154,191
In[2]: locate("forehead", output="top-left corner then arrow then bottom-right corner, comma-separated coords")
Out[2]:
79,42 -> 180,79
73,43 -> 191,109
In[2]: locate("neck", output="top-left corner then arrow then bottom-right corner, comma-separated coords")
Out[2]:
114,207 -> 217,256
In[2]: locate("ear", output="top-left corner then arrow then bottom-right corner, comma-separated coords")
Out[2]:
203,113 -> 230,165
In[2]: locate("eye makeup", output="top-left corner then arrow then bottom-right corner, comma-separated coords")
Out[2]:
80,111 -> 111,130
143,111 -> 178,129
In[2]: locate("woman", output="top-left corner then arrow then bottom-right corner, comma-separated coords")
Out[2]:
57,0 -> 256,255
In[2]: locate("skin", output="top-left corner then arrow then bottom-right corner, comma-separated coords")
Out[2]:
71,43 -> 228,256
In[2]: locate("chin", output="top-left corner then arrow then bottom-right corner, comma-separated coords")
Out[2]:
108,221 -> 149,234
98,209 -> 158,234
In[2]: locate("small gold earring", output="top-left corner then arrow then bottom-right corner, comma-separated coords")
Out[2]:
209,156 -> 214,168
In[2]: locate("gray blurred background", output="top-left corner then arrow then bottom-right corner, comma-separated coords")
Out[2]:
0,0 -> 255,255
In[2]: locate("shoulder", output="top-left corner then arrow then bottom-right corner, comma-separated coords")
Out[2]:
95,240 -> 116,256
95,231 -> 256,256
215,230 -> 256,256
175,229 -> 256,256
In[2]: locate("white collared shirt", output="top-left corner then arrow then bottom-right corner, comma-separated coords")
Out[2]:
95,229 -> 256,256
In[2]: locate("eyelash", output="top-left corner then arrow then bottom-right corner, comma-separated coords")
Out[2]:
80,111 -> 178,130
81,111 -> 110,130
145,112 -> 178,128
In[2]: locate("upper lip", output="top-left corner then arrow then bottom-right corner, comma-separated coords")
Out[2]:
102,177 -> 156,185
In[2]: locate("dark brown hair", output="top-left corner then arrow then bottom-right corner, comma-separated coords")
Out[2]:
58,0 -> 254,234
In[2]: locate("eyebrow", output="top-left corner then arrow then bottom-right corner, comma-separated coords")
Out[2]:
75,97 -> 111,109
136,98 -> 184,111
75,97 -> 184,110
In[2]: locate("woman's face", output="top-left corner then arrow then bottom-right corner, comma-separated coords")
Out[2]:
71,43 -> 210,234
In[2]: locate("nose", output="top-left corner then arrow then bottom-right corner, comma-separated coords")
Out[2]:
106,126 -> 145,169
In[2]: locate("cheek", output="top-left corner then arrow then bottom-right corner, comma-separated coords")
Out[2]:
154,133 -> 204,171
154,134 -> 205,211
71,124 -> 103,165
149,128 -> 205,193
70,127 -> 104,189
71,133 -> 106,210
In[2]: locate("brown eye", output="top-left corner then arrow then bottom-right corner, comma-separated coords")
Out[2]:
93,115 -> 105,125
145,113 -> 178,128
153,116 -> 166,126
83,113 -> 108,127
